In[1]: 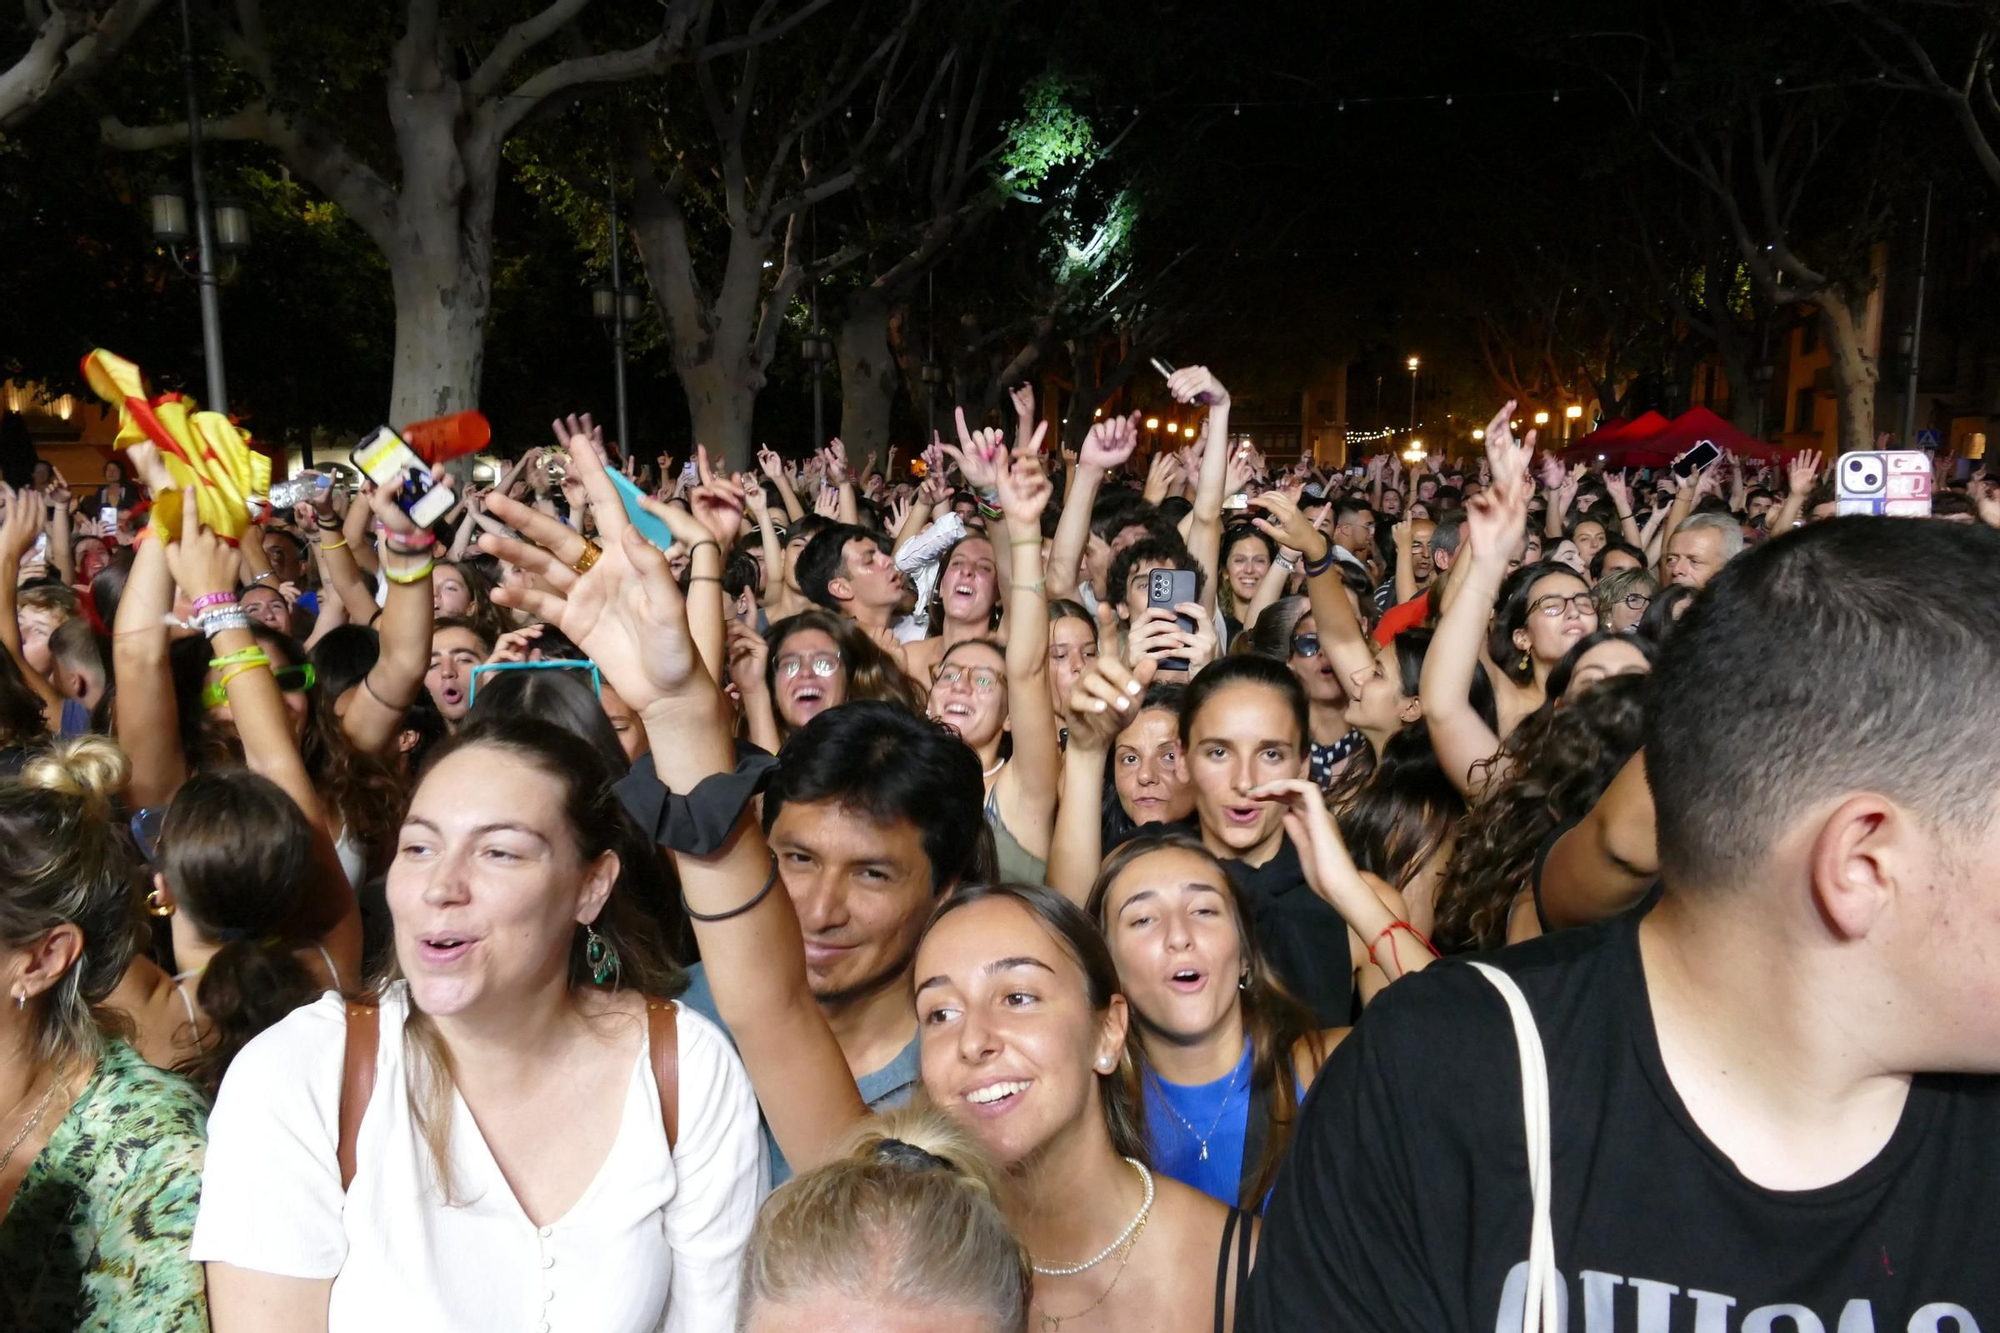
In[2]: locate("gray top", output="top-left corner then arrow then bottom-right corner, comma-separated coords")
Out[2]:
678,962 -> 921,1185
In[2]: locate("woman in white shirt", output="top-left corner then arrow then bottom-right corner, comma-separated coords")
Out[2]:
192,713 -> 766,1333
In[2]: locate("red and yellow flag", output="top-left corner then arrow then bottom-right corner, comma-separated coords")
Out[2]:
81,349 -> 270,542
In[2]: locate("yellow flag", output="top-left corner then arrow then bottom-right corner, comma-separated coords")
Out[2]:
81,349 -> 271,541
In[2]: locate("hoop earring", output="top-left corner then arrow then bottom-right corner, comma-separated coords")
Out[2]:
584,923 -> 620,987
144,887 -> 175,918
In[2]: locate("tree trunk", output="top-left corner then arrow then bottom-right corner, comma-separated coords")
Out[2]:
836,291 -> 898,475
681,361 -> 759,465
1819,290 -> 1878,454
387,249 -> 490,430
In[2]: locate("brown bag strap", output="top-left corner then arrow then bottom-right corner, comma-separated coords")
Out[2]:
337,1000 -> 380,1192
647,998 -> 680,1150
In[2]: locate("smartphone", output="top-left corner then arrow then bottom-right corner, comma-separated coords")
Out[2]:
28,532 -> 48,565
606,467 -> 676,552
1835,449 -> 1932,517
1149,357 -> 1217,406
98,505 -> 118,531
1671,439 -> 1722,477
1146,568 -> 1200,673
350,426 -> 454,528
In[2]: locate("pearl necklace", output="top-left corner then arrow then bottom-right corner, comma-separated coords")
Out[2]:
1031,1158 -> 1155,1277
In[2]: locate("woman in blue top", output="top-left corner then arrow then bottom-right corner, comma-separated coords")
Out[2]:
1081,831 -> 1339,1210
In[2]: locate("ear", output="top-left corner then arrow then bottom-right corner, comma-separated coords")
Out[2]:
1809,794 -> 1910,941
575,849 -> 621,927
9,922 -> 84,1004
1397,693 -> 1425,725
1093,993 -> 1131,1075
826,575 -> 855,604
151,871 -> 177,912
1512,626 -> 1532,654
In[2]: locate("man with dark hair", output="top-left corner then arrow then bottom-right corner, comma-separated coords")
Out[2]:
45,615 -> 105,735
1372,509 -> 1465,645
1249,518 -> 2000,1330
795,522 -> 906,632
668,701 -> 993,1182
1328,496 -> 1376,572
1107,534 -> 1205,623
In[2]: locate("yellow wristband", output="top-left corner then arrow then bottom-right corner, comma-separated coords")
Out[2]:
383,559 -> 435,586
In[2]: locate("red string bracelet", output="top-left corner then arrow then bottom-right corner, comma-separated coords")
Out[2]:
1366,920 -> 1442,975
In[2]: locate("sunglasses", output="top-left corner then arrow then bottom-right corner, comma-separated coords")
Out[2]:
130,806 -> 167,865
1290,632 -> 1321,658
203,662 -> 315,710
467,659 -> 602,705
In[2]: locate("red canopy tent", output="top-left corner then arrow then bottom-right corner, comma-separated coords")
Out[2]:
1646,406 -> 1785,463
1564,410 -> 1671,467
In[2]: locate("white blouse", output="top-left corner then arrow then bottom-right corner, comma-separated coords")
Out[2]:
192,985 -> 766,1332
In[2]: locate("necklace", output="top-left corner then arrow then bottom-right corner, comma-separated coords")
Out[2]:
1031,1157 -> 1155,1277
1033,1210 -> 1149,1332
0,1074 -> 62,1175
1153,1055 -> 1246,1162
983,756 -> 1008,779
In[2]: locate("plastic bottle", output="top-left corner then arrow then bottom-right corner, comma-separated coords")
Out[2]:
402,410 -> 492,466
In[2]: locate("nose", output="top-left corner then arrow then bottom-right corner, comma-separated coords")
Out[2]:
788,864 -> 848,935
421,843 -> 474,907
1164,911 -> 1194,953
1229,751 -> 1256,795
956,1006 -> 1000,1066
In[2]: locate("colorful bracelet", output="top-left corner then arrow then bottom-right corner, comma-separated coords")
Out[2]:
1301,545 -> 1338,577
196,611 -> 252,636
191,591 -> 239,612
209,646 -> 270,671
382,559 -> 435,586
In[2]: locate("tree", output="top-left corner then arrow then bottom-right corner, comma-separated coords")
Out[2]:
97,0 -> 835,430
0,0 -> 161,129
1837,0 -> 2000,194
1592,7 -> 1914,452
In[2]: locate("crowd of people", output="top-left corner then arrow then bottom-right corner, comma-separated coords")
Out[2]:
2,365 -> 1999,1333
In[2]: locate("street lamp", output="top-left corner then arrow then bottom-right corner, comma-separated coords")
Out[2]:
1532,410 -> 1550,427
1145,417 -> 1160,431
591,175 -> 645,455
145,0 -> 246,415
1405,355 -> 1420,430
1471,428 -> 1485,442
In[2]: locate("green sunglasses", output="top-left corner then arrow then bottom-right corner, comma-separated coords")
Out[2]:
204,662 -> 316,710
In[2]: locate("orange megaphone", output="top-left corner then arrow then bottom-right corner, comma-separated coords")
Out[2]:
402,410 -> 491,466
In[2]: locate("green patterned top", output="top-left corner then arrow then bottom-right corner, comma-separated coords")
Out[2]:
0,1040 -> 210,1332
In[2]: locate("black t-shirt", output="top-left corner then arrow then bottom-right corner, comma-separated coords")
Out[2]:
1225,836 -> 1355,1028
1246,908 -> 2000,1331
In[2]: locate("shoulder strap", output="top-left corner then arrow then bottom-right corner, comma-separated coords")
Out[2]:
1212,1205 -> 1240,1333
338,999 -> 380,1193
1236,1071 -> 1276,1209
1467,962 -> 1556,1333
647,998 -> 680,1150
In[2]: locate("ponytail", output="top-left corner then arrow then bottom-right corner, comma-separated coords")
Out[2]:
175,938 -> 320,1097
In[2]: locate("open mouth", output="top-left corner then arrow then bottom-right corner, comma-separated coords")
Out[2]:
964,1079 -> 1031,1114
417,934 -> 477,965
438,684 -> 464,708
941,702 -> 974,721
1224,805 -> 1262,827
1167,967 -> 1206,993
791,685 -> 826,708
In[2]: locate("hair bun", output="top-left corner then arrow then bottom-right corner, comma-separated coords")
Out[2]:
874,1137 -> 956,1175
17,736 -> 129,819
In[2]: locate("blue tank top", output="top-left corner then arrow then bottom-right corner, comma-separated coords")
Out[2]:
1143,1042 -> 1256,1206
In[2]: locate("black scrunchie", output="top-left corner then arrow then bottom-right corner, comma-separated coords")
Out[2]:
874,1138 -> 956,1174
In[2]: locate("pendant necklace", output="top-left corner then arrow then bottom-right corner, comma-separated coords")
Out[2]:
1155,1056 -> 1245,1162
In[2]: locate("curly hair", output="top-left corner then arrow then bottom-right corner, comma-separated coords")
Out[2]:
765,610 -> 926,736
1431,672 -> 1649,953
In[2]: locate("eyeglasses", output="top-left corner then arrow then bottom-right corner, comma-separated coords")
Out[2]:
1529,592 -> 1596,619
1620,592 -> 1653,611
203,662 -> 316,709
467,659 -> 601,705
129,806 -> 166,865
1290,632 -> 1321,658
935,663 -> 1001,693
777,652 -> 842,679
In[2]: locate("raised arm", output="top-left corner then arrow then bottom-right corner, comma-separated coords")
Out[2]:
1538,750 -> 1658,930
47,472 -> 76,585
822,439 -> 858,526
1251,491 -> 1373,690
161,499 -> 359,968
758,446 -> 806,523
1391,516 -> 1418,606
340,481 -> 446,756
1171,366 -> 1232,618
992,428 -> 1061,859
1766,451 -> 1819,538
1602,470 -> 1644,549
1047,415 -> 1138,602
0,496 -> 64,724
478,437 -> 866,1169
1046,612 -> 1153,904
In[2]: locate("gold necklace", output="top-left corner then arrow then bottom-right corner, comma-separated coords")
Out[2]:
0,1073 -> 61,1175
1033,1211 -> 1150,1333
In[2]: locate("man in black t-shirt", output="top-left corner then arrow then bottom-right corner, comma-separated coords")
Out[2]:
1247,517 -> 2000,1331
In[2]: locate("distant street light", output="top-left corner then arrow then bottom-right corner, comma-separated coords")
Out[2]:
1533,410 -> 1550,426
1145,417 -> 1160,431
1406,355 -> 1420,430
1564,403 -> 1583,443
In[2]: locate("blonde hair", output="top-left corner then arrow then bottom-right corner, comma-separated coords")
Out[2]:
737,1105 -> 1031,1333
3,736 -> 140,1071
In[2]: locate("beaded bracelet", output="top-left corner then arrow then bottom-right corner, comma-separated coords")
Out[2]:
196,611 -> 252,637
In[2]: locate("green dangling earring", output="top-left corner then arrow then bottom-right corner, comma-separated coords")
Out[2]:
584,923 -> 620,987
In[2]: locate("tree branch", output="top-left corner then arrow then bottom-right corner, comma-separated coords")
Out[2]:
0,0 -> 165,129
469,0 -> 596,98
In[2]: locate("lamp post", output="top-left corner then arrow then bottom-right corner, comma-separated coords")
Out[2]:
146,0 -> 248,415
1901,181 -> 1933,449
590,175 -> 644,456
1405,355 -> 1420,431
1564,403 -> 1583,442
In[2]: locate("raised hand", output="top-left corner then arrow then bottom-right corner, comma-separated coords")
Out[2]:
1247,778 -> 1384,932
887,493 -> 911,533
1165,364 -> 1228,408
1079,413 -> 1140,473
1786,450 -> 1821,497
756,446 -> 784,483
688,445 -> 747,547
1250,490 -> 1328,563
1604,469 -> 1634,514
1067,603 -> 1159,748
475,436 -> 705,716
819,438 -> 851,486
161,490 -> 243,600
0,485 -> 46,563
1225,441 -> 1258,496
945,406 -> 1007,490
1008,382 -> 1036,425
486,624 -> 546,665
1464,471 -> 1529,567
1482,401 -> 1536,494
551,413 -> 604,456
725,620 -> 770,700
812,484 -> 839,518
1145,451 -> 1185,499
995,426 -> 1053,526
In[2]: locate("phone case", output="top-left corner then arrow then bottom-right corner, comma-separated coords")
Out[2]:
606,468 -> 676,552
351,427 -> 454,528
1835,450 -> 1932,517
1146,569 -> 1200,672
